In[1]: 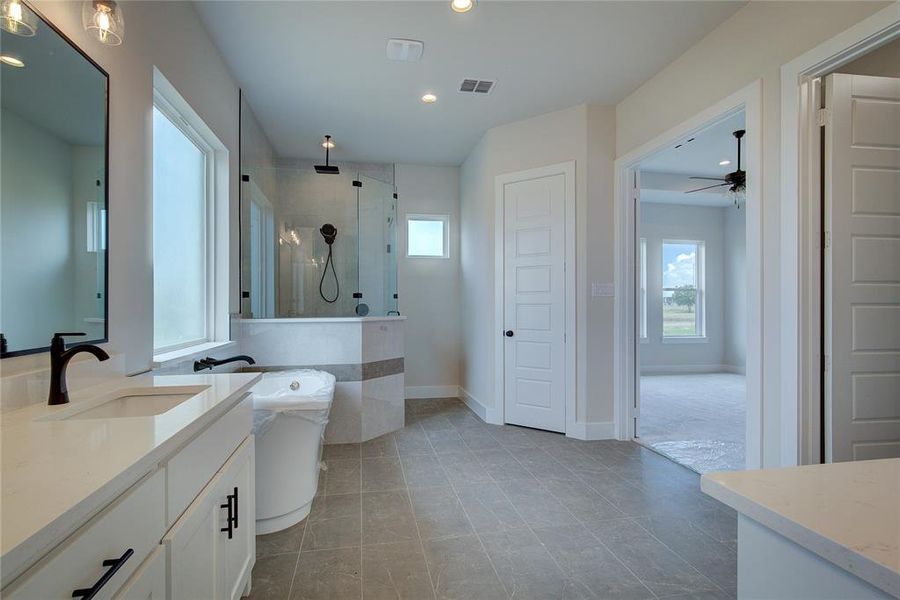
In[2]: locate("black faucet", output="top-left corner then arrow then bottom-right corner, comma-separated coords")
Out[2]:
48,333 -> 110,405
193,355 -> 256,372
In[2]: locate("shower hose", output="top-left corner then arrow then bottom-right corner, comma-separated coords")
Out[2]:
319,244 -> 339,303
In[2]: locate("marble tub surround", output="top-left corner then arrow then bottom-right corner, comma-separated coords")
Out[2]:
0,372 -> 260,584
701,458 -> 900,597
237,317 -> 405,443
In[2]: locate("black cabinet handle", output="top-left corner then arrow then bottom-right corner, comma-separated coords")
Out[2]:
72,548 -> 133,599
221,493 -> 234,539
233,486 -> 239,530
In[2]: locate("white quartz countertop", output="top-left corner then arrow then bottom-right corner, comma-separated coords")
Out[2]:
701,459 -> 900,598
0,372 -> 261,585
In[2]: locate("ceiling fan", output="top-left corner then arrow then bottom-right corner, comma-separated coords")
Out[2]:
685,129 -> 746,199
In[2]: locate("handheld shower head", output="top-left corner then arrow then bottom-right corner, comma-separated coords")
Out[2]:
320,223 -> 337,245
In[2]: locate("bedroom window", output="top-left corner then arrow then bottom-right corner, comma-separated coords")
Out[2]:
662,240 -> 705,339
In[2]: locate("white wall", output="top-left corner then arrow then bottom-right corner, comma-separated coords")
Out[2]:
396,164 -> 461,396
839,37 -> 900,78
639,203 -> 726,372
615,0 -> 888,465
0,109 -> 74,350
2,0 -> 243,376
723,206 -> 747,371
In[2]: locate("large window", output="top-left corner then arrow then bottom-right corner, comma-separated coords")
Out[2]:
407,214 -> 449,258
662,240 -> 705,338
152,101 -> 212,352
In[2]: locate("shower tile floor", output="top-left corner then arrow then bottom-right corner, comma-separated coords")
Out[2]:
638,374 -> 746,474
247,398 -> 738,600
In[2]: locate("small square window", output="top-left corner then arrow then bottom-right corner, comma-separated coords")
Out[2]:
407,214 -> 449,258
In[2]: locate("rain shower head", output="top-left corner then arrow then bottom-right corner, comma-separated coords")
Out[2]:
315,135 -> 340,175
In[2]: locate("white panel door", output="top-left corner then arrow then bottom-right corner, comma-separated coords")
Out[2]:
503,172 -> 567,432
825,73 -> 900,462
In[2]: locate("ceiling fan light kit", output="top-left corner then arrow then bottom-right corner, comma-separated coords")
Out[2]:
685,129 -> 746,209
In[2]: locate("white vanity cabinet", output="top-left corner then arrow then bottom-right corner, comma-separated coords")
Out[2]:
164,437 -> 255,600
2,392 -> 256,600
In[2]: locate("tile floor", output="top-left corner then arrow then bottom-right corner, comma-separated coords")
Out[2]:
248,398 -> 737,600
638,374 -> 746,473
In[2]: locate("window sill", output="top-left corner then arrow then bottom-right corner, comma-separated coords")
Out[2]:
661,336 -> 708,344
152,340 -> 236,369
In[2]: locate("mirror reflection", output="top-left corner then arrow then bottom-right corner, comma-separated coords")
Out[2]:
1,6 -> 109,356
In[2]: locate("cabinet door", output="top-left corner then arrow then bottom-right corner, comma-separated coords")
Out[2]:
218,438 -> 255,600
163,472 -> 221,599
112,547 -> 166,600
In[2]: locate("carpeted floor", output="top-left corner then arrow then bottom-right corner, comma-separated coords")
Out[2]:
638,373 -> 746,474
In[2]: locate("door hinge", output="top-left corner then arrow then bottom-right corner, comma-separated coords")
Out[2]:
824,354 -> 831,372
824,230 -> 832,250
816,108 -> 830,127
352,180 -> 362,188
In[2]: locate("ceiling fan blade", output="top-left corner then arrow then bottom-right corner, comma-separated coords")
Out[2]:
689,176 -> 727,181
685,183 -> 729,194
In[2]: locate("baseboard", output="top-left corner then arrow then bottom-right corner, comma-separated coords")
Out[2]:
405,385 -> 460,399
458,386 -> 503,425
640,364 -> 735,375
722,364 -> 746,375
566,421 -> 616,441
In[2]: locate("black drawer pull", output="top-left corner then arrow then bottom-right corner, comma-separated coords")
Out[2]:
72,548 -> 134,599
233,486 -> 239,530
221,493 -> 235,539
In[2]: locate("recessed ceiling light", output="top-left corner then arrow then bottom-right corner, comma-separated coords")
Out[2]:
0,54 -> 24,68
450,0 -> 474,13
719,159 -> 731,166
421,93 -> 437,104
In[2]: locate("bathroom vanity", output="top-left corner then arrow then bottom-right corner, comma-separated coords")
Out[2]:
701,459 -> 899,599
0,372 -> 261,599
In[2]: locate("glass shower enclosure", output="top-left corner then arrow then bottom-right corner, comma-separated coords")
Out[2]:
240,164 -> 398,318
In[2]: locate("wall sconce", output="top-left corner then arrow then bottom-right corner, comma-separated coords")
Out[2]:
1,0 -> 38,37
82,0 -> 124,46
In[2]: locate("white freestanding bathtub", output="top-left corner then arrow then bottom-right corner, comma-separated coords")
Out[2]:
251,369 -> 336,535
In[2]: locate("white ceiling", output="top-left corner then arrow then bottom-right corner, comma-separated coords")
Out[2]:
194,1 -> 744,165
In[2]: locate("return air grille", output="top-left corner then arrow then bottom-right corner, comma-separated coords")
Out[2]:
459,78 -> 495,95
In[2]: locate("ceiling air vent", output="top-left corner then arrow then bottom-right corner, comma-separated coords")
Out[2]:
459,78 -> 495,95
386,38 -> 424,62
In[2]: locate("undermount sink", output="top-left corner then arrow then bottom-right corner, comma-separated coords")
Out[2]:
39,385 -> 210,421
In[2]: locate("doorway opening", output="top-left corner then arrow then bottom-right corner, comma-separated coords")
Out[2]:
634,111 -> 748,473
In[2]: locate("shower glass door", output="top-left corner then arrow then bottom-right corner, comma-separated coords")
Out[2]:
356,175 -> 398,316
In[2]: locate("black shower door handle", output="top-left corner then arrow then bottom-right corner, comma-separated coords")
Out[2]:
505,330 -> 514,337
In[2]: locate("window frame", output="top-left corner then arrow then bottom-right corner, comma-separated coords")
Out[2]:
151,89 -> 217,355
660,238 -> 706,341
406,213 -> 450,259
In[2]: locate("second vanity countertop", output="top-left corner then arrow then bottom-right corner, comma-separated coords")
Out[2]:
0,372 -> 261,585
701,458 -> 900,598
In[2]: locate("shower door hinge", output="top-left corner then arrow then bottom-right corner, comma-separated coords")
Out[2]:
823,354 -> 831,372
353,292 -> 363,299
353,180 -> 362,188
816,108 -> 830,127
241,174 -> 250,182
393,193 -> 398,199
824,230 -> 832,250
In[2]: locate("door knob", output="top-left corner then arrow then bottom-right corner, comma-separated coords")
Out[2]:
504,330 -> 514,337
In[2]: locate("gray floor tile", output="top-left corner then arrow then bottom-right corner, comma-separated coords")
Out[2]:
247,552 -> 298,600
323,443 -> 361,460
361,434 -> 398,458
324,458 -> 361,495
422,535 -> 508,600
302,511 -> 362,551
636,514 -> 738,594
541,478 -> 627,524
688,508 -> 738,544
489,425 -> 537,449
362,490 -> 419,545
515,447 -> 579,481
362,457 -> 406,492
409,486 -> 474,540
309,493 -> 361,522
418,414 -> 456,432
454,481 -> 527,533
478,527 -> 568,599
394,425 -> 434,456
437,451 -> 493,485
400,453 -> 451,489
495,478 -> 580,529
532,525 -> 653,599
362,541 -> 435,600
457,428 -> 502,450
425,429 -> 469,454
291,547 -> 361,600
257,519 -> 306,559
590,518 -> 719,598
475,448 -> 535,481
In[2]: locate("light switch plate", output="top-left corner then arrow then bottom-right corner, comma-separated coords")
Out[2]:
592,282 -> 615,297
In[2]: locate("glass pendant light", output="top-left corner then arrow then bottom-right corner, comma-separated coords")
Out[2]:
1,0 -> 38,37
82,0 -> 124,46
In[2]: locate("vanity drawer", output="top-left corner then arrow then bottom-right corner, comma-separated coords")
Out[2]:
3,469 -> 165,600
166,393 -> 252,526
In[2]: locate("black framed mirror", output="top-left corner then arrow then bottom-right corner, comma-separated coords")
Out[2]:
0,1 -> 109,357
